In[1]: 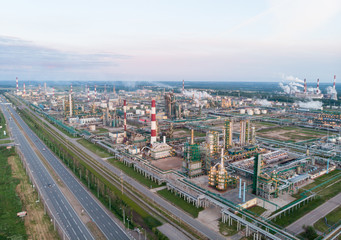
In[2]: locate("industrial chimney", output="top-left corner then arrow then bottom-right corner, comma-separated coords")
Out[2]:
151,99 -> 157,144
304,78 -> 307,93
16,77 -> 18,94
123,100 -> 127,138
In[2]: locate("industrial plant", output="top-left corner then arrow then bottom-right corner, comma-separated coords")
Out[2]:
6,77 -> 341,240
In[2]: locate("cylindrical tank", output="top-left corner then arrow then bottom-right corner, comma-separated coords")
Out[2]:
247,109 -> 254,115
261,109 -> 267,114
240,109 -> 246,114
254,108 -> 261,115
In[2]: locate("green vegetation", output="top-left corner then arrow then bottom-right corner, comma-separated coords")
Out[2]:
176,128 -> 206,137
219,220 -> 240,236
300,226 -> 318,240
0,139 -> 12,144
314,206 -> 341,233
157,189 -> 203,218
248,205 -> 266,216
0,147 -> 27,239
257,126 -> 327,141
108,159 -> 161,188
77,139 -> 112,158
254,121 -> 278,127
273,197 -> 324,227
95,128 -> 109,133
0,108 -> 8,139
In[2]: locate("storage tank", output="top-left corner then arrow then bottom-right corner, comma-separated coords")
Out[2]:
240,109 -> 246,114
89,125 -> 96,131
261,109 -> 267,114
247,109 -> 254,115
254,108 -> 261,115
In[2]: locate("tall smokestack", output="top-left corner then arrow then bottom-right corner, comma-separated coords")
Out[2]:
16,77 -> 19,94
53,87 -> 55,98
70,84 -> 73,94
113,85 -> 116,95
333,75 -> 336,89
220,148 -> 224,169
182,79 -> 184,93
317,78 -> 320,93
87,87 -> 90,102
191,129 -> 194,145
304,78 -> 307,93
69,93 -> 73,117
23,83 -> 26,95
123,100 -> 127,138
151,99 -> 157,144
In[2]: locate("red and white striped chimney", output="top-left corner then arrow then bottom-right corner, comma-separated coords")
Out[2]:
70,84 -> 73,94
151,99 -> 157,144
53,87 -> 55,97
87,87 -> 90,102
23,83 -> 26,95
304,78 -> 307,93
123,100 -> 127,137
333,75 -> 336,89
317,78 -> 320,93
16,77 -> 19,94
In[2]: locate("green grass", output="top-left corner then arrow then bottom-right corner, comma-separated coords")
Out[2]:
248,206 -> 266,216
157,189 -> 203,218
273,197 -> 325,227
77,139 -> 112,158
0,108 -> 8,139
314,206 -> 341,233
219,219 -> 240,236
95,128 -> 109,133
0,139 -> 12,144
0,147 -> 27,239
108,159 -> 160,188
254,121 -> 278,127
175,128 -> 206,137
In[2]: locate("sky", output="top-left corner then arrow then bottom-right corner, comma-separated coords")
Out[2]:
0,0 -> 340,82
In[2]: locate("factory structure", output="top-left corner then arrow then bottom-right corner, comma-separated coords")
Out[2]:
13,77 -> 341,240
280,75 -> 338,100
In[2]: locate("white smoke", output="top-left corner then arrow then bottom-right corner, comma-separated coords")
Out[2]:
281,74 -> 304,83
255,99 -> 272,107
297,100 -> 323,110
308,87 -> 318,92
291,82 -> 304,88
183,89 -> 212,99
279,82 -> 291,94
326,86 -> 337,95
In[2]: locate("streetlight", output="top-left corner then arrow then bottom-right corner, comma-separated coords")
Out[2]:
126,218 -> 130,229
120,207 -> 125,224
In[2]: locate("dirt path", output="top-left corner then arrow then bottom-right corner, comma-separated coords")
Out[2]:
8,155 -> 59,240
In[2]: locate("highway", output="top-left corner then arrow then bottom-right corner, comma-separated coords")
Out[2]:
25,105 -> 226,240
0,102 -> 94,240
6,103 -> 130,240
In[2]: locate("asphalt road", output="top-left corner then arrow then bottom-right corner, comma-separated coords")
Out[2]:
287,192 -> 341,234
0,103 -> 94,240
22,101 -> 227,240
7,105 -> 130,240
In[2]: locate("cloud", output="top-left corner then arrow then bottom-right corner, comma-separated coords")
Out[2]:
0,36 -> 128,80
